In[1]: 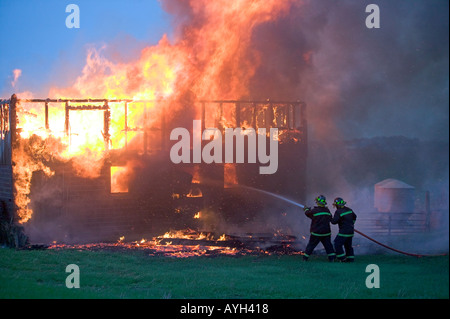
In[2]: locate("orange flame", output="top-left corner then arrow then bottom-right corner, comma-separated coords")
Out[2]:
13,0 -> 295,223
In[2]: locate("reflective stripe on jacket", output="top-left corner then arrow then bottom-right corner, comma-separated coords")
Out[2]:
331,206 -> 357,236
305,206 -> 332,235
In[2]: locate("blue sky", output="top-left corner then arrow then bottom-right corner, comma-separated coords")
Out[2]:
0,0 -> 172,97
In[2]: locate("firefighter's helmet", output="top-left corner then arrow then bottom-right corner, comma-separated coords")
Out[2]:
333,197 -> 346,208
315,195 -> 327,206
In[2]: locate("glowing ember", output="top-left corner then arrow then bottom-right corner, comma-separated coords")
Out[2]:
45,229 -> 303,258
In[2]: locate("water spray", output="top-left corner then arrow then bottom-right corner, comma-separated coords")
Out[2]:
236,185 -> 305,209
236,185 -> 446,257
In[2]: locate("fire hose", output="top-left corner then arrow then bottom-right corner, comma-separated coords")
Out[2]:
353,229 -> 447,257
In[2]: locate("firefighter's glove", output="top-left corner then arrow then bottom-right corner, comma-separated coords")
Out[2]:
303,206 -> 311,212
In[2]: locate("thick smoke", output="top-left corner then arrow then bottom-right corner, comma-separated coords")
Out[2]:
248,0 -> 449,140
243,0 -> 449,253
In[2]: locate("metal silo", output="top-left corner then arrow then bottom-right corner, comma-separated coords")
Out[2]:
374,178 -> 415,213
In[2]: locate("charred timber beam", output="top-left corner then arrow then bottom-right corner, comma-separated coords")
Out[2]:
103,102 -> 110,150
9,94 -> 17,147
67,105 -> 110,111
44,101 -> 49,130
18,98 -> 135,103
17,99 -> 305,105
201,102 -> 206,133
64,102 -> 69,137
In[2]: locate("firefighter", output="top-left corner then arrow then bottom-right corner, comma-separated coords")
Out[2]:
331,197 -> 357,262
302,195 -> 336,262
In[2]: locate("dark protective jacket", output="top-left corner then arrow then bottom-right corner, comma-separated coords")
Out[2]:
331,206 -> 357,236
304,206 -> 332,236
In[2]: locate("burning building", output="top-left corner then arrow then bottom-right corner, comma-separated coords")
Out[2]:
0,1 -> 317,248
0,94 -> 307,245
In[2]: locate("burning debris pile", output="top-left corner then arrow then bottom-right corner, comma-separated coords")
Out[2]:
46,228 -> 303,257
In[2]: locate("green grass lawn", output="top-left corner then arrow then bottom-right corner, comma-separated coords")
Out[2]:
0,247 -> 448,299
